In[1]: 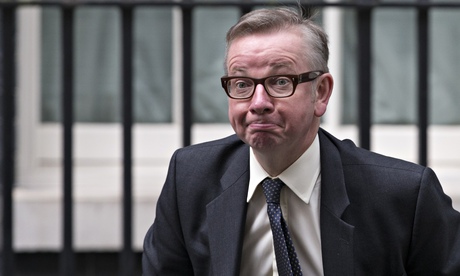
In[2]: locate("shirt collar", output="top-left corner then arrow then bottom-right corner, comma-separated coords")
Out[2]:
247,134 -> 321,204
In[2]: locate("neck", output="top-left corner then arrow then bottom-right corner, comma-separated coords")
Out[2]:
253,134 -> 316,177
254,151 -> 299,177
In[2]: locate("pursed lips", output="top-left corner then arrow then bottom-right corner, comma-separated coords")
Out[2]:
247,120 -> 279,131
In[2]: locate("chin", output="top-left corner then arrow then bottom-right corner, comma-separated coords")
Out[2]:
246,133 -> 279,151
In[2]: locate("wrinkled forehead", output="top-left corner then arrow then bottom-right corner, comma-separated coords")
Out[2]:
224,27 -> 311,74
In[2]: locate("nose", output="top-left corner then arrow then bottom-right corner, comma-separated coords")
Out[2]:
249,84 -> 274,114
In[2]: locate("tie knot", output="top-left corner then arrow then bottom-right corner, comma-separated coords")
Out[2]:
261,178 -> 284,204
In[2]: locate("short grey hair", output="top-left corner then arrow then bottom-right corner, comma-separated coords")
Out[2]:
224,7 -> 329,74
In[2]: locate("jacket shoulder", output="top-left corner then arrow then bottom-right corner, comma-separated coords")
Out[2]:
319,128 -> 424,174
171,134 -> 248,183
175,134 -> 246,159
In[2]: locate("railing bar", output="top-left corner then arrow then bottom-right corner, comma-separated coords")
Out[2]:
240,4 -> 252,15
1,6 -> 16,276
417,5 -> 429,166
120,6 -> 134,276
357,7 -> 372,150
182,4 -> 192,147
60,6 -> 75,276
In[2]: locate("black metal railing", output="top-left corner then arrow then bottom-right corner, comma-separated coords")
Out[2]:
2,1 -> 460,275
1,6 -> 16,276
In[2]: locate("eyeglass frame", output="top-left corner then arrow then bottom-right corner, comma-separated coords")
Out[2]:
220,70 -> 325,100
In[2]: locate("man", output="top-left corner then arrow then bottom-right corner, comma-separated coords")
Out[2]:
143,7 -> 460,275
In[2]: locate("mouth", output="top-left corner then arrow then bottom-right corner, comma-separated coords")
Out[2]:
247,121 -> 278,131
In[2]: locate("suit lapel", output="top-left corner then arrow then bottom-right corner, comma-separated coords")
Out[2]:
319,130 -> 355,276
206,145 -> 249,276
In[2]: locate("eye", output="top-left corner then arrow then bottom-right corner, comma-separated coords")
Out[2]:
232,78 -> 253,90
268,76 -> 292,88
235,80 -> 251,89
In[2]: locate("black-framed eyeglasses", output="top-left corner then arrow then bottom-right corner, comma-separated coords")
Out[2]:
221,70 -> 324,99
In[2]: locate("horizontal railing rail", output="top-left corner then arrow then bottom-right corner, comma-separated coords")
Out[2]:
1,1 -> 460,7
1,0 -> 459,275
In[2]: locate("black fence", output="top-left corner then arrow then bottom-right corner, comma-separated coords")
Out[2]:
1,0 -> 460,275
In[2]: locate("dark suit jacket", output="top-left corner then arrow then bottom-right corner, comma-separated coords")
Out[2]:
143,128 -> 460,275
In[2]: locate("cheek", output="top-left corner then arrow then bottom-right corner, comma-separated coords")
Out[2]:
228,102 -> 244,128
283,101 -> 314,127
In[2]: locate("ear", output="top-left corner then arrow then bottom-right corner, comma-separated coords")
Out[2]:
314,73 -> 334,117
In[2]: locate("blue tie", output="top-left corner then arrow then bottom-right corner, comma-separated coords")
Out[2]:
262,178 -> 303,276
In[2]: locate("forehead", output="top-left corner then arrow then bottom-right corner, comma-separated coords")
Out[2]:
226,29 -> 309,74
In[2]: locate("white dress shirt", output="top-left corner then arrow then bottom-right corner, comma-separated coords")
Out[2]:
239,134 -> 324,276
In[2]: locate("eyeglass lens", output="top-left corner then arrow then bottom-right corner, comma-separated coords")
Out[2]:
227,76 -> 294,99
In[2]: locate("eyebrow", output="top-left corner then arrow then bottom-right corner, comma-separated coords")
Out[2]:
269,61 -> 294,71
228,67 -> 247,76
227,61 -> 295,76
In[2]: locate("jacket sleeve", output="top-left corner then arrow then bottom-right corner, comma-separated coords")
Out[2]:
142,150 -> 194,275
406,167 -> 460,275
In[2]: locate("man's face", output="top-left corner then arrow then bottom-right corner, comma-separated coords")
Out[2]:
226,28 -> 327,156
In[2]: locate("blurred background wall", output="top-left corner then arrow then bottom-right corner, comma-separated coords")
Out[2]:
2,0 -> 460,274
